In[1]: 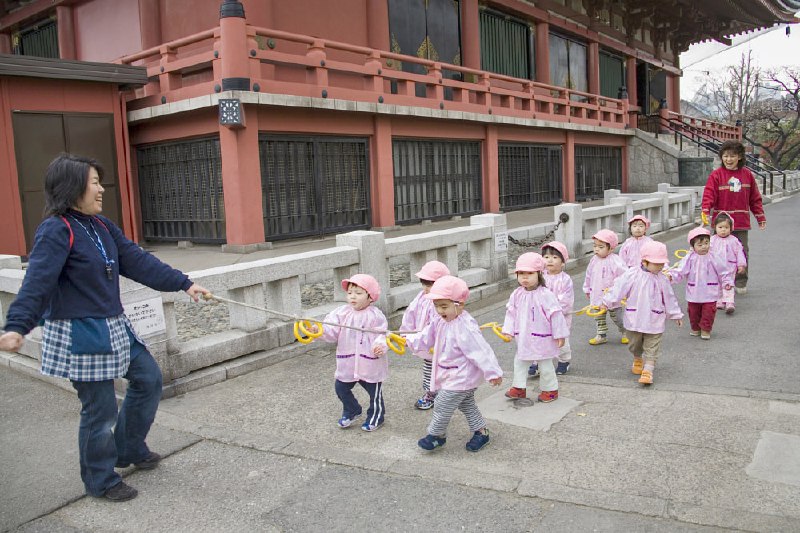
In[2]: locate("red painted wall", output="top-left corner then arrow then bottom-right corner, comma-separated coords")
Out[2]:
271,0 -> 369,47
73,0 -> 142,62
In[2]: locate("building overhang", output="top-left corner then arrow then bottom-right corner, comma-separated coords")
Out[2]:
0,53 -> 147,87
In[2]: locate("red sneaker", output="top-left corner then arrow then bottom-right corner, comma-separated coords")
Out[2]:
505,387 -> 527,399
538,390 -> 559,402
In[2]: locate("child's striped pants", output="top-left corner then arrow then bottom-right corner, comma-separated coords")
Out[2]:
427,388 -> 485,437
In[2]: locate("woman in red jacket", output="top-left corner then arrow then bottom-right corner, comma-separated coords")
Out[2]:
701,140 -> 767,293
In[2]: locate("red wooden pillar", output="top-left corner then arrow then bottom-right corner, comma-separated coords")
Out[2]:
217,1 -> 265,248
535,22 -> 550,84
371,115 -> 396,228
668,73 -> 680,113
138,0 -> 162,50
366,0 -> 389,51
563,132 -> 576,202
0,33 -> 10,54
587,41 -> 600,95
483,125 -> 499,213
626,56 -> 638,127
460,0 -> 480,70
56,6 -> 76,60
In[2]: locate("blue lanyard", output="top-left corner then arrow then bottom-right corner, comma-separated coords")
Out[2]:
68,215 -> 115,280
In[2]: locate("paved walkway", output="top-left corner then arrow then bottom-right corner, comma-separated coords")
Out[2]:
2,195 -> 799,532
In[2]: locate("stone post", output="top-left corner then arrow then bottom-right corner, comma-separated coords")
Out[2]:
603,188 -> 621,205
469,213 -> 508,283
610,196 -> 633,227
653,191 -> 670,231
228,283 -> 268,332
336,231 -> 389,314
554,203 -> 583,262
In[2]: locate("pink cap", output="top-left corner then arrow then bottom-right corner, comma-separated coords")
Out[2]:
341,274 -> 381,301
628,214 -> 651,229
415,260 -> 450,282
515,252 -> 545,273
640,241 -> 668,264
425,275 -> 469,303
592,229 -> 619,250
541,241 -> 569,262
687,226 -> 711,245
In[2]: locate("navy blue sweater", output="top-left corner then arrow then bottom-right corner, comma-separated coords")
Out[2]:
4,211 -> 192,336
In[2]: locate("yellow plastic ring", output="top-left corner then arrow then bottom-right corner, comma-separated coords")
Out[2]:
491,323 -> 512,343
293,321 -> 315,344
386,332 -> 406,355
585,305 -> 607,317
297,320 -> 323,339
574,305 -> 589,316
701,212 -> 709,226
674,249 -> 688,259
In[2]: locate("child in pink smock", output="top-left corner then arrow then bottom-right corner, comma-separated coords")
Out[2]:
619,215 -> 654,268
399,260 -> 450,410
530,241 -> 574,376
405,276 -> 503,453
668,227 -> 733,340
710,212 -> 746,314
316,274 -> 389,432
502,253 -> 569,403
602,241 -> 684,385
583,229 -> 628,345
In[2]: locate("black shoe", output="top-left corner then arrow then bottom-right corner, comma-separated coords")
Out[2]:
103,481 -> 138,502
116,451 -> 161,470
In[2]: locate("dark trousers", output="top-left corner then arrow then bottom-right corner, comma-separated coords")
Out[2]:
687,301 -> 717,332
335,379 -> 385,427
71,344 -> 162,496
732,230 -> 749,288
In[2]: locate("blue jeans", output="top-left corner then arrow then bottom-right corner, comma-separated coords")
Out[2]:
70,343 -> 162,496
335,379 -> 385,427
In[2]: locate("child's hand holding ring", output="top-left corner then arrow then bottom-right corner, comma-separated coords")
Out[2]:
489,377 -> 503,386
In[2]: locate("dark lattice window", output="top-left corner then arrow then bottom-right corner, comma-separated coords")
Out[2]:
499,144 -> 562,211
575,145 -> 622,201
13,19 -> 59,59
136,137 -> 225,243
393,139 -> 482,224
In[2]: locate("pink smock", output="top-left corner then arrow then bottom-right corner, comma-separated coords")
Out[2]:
583,253 -> 627,306
502,286 -> 570,361
669,252 -> 733,303
619,235 -> 654,268
399,290 -> 440,360
710,234 -> 747,280
405,310 -> 503,392
542,271 -> 574,330
602,267 -> 684,334
321,304 -> 388,383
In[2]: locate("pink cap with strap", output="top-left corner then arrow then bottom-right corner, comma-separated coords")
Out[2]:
425,275 -> 470,303
341,274 -> 381,301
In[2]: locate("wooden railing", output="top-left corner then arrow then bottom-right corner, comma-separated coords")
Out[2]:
118,25 -> 629,129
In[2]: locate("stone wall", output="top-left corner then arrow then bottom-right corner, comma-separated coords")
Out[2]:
627,130 -> 680,192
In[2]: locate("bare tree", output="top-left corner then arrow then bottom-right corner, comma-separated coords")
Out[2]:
743,69 -> 800,170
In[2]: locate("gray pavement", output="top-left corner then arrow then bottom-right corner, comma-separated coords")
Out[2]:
2,196 -> 799,532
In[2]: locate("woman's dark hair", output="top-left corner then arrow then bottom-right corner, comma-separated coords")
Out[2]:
541,245 -> 564,262
718,141 -> 745,169
43,153 -> 104,217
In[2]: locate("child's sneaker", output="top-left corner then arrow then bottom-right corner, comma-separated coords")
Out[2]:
689,330 -> 700,337
735,287 -> 747,295
528,363 -> 539,377
700,330 -> 711,340
638,369 -> 653,384
505,387 -> 527,399
620,336 -> 630,344
415,393 -> 435,410
538,390 -> 558,402
725,303 -> 735,315
588,335 -> 607,345
716,302 -> 725,310
337,413 -> 362,429
418,434 -> 446,450
631,358 -> 644,375
361,420 -> 384,432
465,429 -> 490,452
555,361 -> 570,375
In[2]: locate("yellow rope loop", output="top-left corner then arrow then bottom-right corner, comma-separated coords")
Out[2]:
297,320 -> 323,339
386,332 -> 406,355
701,212 -> 709,226
480,322 -> 512,342
585,305 -> 607,317
574,305 -> 590,316
293,321 -> 317,344
674,249 -> 689,259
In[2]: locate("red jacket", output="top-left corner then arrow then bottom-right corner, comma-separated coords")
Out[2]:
701,166 -> 766,231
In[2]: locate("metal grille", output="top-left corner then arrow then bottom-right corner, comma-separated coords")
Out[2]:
393,140 -> 482,224
259,136 -> 370,240
599,51 -> 624,99
13,19 -> 59,58
480,9 -> 531,79
136,137 -> 225,243
575,145 -> 622,201
499,143 -> 562,211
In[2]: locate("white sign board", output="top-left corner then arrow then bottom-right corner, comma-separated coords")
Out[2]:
124,297 -> 167,338
494,231 -> 508,253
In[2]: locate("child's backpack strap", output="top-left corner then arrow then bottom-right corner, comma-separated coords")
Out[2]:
60,216 -> 74,249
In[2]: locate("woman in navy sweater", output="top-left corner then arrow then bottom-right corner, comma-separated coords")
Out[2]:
0,154 -> 209,502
